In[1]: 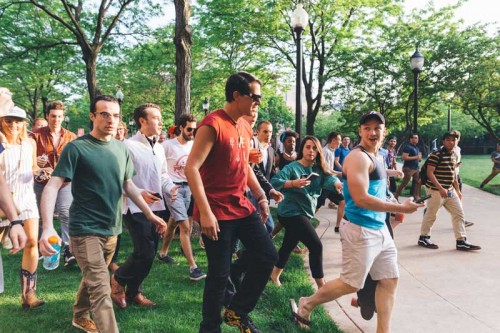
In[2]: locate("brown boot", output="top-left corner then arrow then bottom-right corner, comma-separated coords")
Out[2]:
20,269 -> 45,309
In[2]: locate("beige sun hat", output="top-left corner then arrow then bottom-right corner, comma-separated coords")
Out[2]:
1,106 -> 28,121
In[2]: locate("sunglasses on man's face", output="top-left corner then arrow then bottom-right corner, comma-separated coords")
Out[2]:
185,127 -> 196,132
246,93 -> 262,103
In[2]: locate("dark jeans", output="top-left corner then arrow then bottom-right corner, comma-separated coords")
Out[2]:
199,213 -> 278,333
110,234 -> 121,264
114,210 -> 165,297
276,215 -> 324,279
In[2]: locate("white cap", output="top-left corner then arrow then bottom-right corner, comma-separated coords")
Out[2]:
1,106 -> 28,121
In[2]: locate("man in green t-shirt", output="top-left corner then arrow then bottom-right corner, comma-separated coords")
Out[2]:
38,95 -> 167,333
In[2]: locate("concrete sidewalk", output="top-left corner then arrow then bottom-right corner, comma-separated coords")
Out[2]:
306,184 -> 500,333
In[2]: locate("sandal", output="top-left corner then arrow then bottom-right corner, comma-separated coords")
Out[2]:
290,299 -> 311,328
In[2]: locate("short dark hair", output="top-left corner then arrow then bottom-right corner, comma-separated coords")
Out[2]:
133,103 -> 161,129
451,129 -> 461,140
409,133 -> 418,139
177,113 -> 197,128
280,130 -> 298,143
388,136 -> 397,141
45,100 -> 65,117
327,132 -> 340,143
256,120 -> 272,130
90,95 -> 118,114
225,72 -> 262,102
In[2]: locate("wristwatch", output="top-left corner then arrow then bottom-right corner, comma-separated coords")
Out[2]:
10,220 -> 24,227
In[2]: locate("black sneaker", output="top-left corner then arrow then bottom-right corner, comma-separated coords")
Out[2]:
418,236 -> 439,249
64,246 -> 76,267
223,309 -> 261,333
456,239 -> 481,251
157,254 -> 179,265
189,267 -> 206,281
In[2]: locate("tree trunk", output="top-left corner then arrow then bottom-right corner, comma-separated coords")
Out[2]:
173,0 -> 192,122
83,51 -> 98,105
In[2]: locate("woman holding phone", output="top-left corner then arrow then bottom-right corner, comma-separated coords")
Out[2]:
270,136 -> 342,288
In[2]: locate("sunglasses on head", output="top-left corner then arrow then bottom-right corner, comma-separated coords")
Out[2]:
246,93 -> 262,102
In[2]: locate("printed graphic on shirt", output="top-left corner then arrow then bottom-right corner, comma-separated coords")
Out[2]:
173,154 -> 189,178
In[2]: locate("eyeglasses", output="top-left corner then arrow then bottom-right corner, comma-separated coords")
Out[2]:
246,93 -> 262,103
185,127 -> 196,132
95,112 -> 121,120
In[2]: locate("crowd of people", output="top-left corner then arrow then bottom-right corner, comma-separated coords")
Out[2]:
0,73 -> 494,333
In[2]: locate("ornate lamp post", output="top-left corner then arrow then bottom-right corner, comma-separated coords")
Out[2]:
116,88 -> 124,122
203,97 -> 209,116
291,1 -> 308,140
410,45 -> 424,134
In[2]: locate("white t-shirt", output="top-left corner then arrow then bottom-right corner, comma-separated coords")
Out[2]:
162,138 -> 193,183
453,146 -> 461,174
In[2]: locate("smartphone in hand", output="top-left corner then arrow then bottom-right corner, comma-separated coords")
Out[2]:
152,192 -> 163,200
302,172 -> 319,181
414,195 -> 431,203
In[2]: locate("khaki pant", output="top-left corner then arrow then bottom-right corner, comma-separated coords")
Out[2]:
481,167 -> 500,186
71,235 -> 118,333
420,188 -> 466,240
395,167 -> 421,199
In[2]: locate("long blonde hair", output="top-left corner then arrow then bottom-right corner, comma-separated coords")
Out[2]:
0,117 -> 28,145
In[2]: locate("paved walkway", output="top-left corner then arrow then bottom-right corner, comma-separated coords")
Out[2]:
306,184 -> 500,332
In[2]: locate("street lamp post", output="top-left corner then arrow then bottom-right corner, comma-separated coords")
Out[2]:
64,115 -> 70,129
203,97 -> 209,116
410,45 -> 424,134
448,104 -> 451,132
291,1 -> 308,141
116,88 -> 124,115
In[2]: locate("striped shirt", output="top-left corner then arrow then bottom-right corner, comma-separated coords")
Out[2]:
425,149 -> 457,191
32,126 -> 76,184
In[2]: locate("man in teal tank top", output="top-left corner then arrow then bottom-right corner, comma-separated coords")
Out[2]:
291,112 -> 423,331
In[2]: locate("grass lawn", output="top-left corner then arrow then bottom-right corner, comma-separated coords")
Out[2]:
397,155 -> 500,197
0,209 -> 340,332
460,155 -> 500,196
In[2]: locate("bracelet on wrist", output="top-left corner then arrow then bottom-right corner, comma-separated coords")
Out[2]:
10,220 -> 24,227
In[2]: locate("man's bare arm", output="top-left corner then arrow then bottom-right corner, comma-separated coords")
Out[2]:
39,176 -> 65,256
345,151 -> 421,213
185,125 -> 218,239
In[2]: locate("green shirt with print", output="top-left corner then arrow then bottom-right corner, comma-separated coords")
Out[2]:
271,161 -> 338,219
52,134 -> 135,236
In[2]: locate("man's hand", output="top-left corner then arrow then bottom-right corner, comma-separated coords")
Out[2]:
200,211 -> 220,241
141,190 -> 162,204
38,228 -> 61,257
258,200 -> 270,223
36,156 -> 48,167
147,213 -> 167,235
269,189 -> 283,203
386,169 -> 404,178
399,198 -> 425,213
8,224 -> 27,254
170,185 -> 179,201
334,180 -> 343,193
438,188 -> 448,198
249,148 -> 263,164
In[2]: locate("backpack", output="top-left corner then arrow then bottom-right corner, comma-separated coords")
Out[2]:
419,151 -> 443,185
